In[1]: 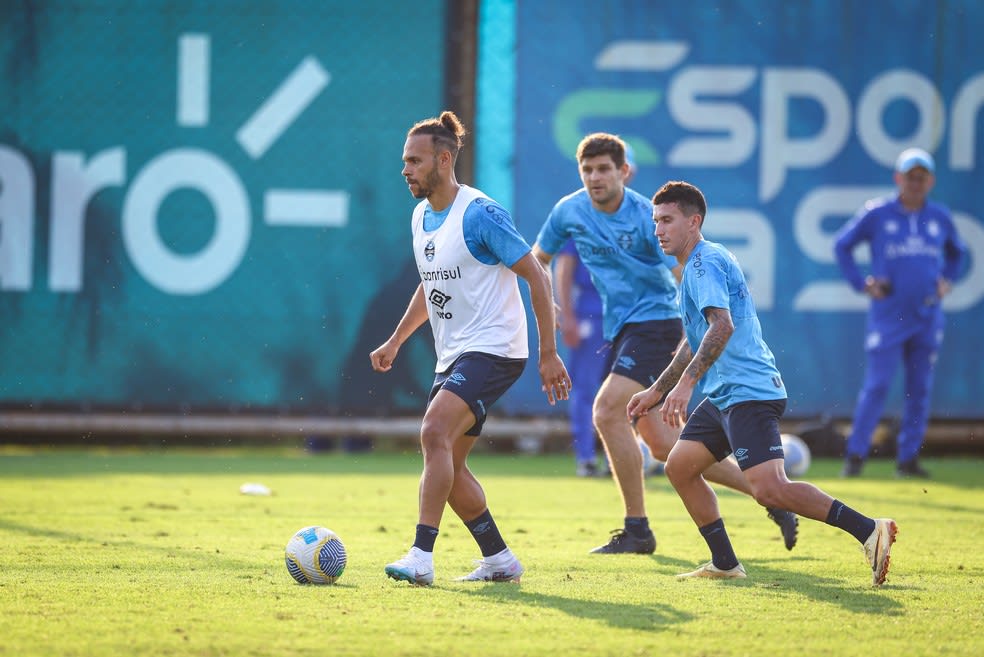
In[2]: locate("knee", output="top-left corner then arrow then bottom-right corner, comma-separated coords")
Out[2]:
419,420 -> 453,456
592,397 -> 623,434
749,480 -> 785,509
663,454 -> 694,487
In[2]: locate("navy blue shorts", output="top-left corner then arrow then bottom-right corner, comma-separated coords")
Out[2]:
605,319 -> 684,388
428,352 -> 526,437
679,398 -> 787,470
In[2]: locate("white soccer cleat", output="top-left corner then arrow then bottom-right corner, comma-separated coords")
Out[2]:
863,518 -> 898,587
384,547 -> 435,586
677,561 -> 747,579
455,552 -> 524,582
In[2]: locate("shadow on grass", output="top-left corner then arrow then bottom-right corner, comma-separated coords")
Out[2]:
451,551 -> 904,632
0,517 -> 265,573
653,552 -> 906,615
454,582 -> 694,631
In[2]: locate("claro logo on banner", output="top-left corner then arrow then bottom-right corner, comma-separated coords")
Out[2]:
552,40 -> 984,312
0,34 -> 347,296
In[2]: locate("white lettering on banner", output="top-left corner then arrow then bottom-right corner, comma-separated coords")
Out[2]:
793,214 -> 984,312
49,149 -> 126,292
578,39 -> 984,311
123,150 -> 250,295
761,68 -> 851,201
856,70 -> 944,169
951,73 -> 984,169
793,186 -> 891,265
593,41 -> 982,200
667,67 -> 757,166
177,34 -> 210,127
702,210 -> 774,309
791,188 -> 984,312
0,146 -> 35,291
0,34 -> 350,295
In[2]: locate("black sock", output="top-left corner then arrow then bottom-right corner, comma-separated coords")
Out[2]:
465,509 -> 508,557
825,500 -> 876,544
413,524 -> 439,553
699,518 -> 739,570
624,516 -> 651,538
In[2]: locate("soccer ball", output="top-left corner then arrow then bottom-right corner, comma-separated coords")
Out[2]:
285,526 -> 347,584
780,433 -> 811,477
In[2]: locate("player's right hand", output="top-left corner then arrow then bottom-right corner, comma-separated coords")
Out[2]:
626,388 -> 660,420
369,340 -> 400,372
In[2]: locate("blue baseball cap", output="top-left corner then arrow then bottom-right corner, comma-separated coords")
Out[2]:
895,148 -> 935,173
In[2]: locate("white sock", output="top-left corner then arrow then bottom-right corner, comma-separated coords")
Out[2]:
409,546 -> 433,564
487,547 -> 513,564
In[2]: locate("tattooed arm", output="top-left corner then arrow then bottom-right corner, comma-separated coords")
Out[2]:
626,337 -> 693,419
627,307 -> 734,428
663,306 -> 733,427
680,307 -> 733,388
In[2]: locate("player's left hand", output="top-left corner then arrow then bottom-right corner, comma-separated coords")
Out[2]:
659,383 -> 693,429
626,387 -> 661,420
539,353 -> 571,406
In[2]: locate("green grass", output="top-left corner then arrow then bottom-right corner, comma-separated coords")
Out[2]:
1,447 -> 982,656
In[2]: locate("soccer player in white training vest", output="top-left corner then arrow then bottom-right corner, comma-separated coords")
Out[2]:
371,111 -> 570,586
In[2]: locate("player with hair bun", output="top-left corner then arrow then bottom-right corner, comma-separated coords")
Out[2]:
372,111 -> 570,586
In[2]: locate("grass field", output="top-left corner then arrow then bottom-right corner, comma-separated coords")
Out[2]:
1,447 -> 981,657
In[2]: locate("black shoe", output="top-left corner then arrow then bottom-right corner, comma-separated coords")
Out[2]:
896,458 -> 930,479
841,455 -> 864,478
766,507 -> 798,551
589,529 -> 656,554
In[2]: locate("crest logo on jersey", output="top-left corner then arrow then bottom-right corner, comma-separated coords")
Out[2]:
424,240 -> 436,262
928,220 -> 940,237
886,220 -> 899,233
617,231 -> 634,250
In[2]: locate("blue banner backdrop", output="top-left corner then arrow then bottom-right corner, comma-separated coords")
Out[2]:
0,1 -> 445,413
497,0 -> 983,418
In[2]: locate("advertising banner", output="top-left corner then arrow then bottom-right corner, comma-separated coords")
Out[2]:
507,0 -> 983,418
0,1 -> 445,413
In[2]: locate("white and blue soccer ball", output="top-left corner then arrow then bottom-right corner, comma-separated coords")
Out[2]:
780,433 -> 811,477
285,526 -> 347,584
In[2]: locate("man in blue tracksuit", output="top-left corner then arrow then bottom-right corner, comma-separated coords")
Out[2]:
834,148 -> 967,478
555,239 -> 607,476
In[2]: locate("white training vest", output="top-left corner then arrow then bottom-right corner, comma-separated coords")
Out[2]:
411,185 -> 528,372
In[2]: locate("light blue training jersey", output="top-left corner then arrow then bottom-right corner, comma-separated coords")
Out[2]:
423,194 -> 531,267
536,188 -> 679,341
680,240 -> 786,410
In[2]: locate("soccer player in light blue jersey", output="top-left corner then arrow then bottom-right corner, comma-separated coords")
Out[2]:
835,148 -> 967,479
533,133 -> 797,555
371,111 -> 570,586
628,181 -> 897,586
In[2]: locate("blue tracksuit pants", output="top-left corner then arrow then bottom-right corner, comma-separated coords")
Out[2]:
846,321 -> 942,463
